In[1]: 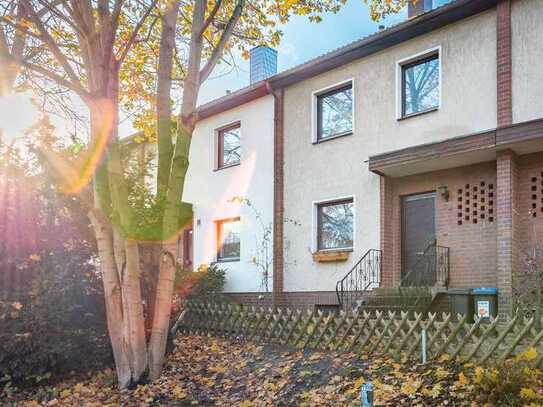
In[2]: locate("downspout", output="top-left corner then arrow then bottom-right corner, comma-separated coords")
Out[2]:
267,81 -> 285,308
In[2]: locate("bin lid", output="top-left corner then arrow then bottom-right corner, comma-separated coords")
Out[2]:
448,288 -> 471,295
472,287 -> 497,295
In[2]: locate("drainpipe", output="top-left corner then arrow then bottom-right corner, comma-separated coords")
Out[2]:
267,81 -> 285,308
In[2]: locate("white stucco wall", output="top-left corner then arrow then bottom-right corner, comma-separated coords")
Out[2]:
512,0 -> 543,124
282,9 -> 498,292
183,95 -> 274,293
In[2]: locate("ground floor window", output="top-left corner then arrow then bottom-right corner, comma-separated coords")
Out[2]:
316,198 -> 354,251
217,218 -> 241,261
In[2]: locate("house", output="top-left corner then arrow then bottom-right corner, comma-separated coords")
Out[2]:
184,0 -> 543,317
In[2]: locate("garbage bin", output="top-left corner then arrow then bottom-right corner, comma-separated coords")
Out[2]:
472,287 -> 498,320
449,288 -> 474,322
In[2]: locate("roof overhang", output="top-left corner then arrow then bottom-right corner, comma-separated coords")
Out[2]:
193,0 -> 498,121
369,118 -> 543,177
195,82 -> 270,121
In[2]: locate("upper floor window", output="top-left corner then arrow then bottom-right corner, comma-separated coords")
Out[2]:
217,124 -> 241,169
316,198 -> 354,251
217,218 -> 240,261
316,83 -> 353,141
401,52 -> 440,118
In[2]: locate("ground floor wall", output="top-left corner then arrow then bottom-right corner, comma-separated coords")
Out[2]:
384,161 -> 498,289
226,291 -> 338,310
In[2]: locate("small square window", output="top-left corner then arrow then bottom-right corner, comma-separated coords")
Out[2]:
217,218 -> 240,261
217,124 -> 241,169
317,199 -> 354,251
401,53 -> 439,117
317,84 -> 353,141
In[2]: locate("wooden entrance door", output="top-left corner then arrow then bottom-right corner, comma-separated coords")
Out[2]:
401,192 -> 436,286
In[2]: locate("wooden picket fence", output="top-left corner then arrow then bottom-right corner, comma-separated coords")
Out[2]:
176,301 -> 543,365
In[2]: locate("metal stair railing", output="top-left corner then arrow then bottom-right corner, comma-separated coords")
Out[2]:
335,249 -> 381,310
401,240 -> 450,288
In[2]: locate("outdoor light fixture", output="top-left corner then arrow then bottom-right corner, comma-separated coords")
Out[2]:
438,185 -> 449,201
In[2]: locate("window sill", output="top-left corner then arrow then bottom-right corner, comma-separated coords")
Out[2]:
216,257 -> 240,263
214,162 -> 240,172
313,131 -> 353,145
398,107 -> 439,121
312,250 -> 352,263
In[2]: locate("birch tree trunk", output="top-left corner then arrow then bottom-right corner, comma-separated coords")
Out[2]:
88,210 -> 132,388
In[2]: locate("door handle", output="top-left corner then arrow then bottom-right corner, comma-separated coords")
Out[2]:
415,252 -> 424,255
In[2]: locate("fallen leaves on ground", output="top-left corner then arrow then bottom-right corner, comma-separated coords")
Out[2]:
4,334 -> 493,406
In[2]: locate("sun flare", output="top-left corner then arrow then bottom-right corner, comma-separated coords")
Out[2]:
0,93 -> 38,144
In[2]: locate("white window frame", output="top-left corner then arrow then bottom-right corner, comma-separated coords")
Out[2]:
395,46 -> 442,120
214,120 -> 241,170
311,195 -> 356,253
311,79 -> 355,144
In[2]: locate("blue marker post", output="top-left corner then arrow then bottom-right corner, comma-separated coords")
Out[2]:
360,381 -> 374,407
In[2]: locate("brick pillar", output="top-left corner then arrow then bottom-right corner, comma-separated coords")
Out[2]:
496,149 -> 519,317
380,175 -> 394,287
497,0 -> 512,127
272,88 -> 285,307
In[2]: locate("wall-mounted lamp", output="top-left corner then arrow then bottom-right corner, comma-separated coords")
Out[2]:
438,185 -> 449,202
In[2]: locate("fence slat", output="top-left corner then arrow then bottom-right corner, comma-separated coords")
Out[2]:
176,301 -> 543,365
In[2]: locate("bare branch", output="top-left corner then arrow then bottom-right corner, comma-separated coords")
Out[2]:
199,0 -> 244,83
21,60 -> 90,100
21,0 -> 85,90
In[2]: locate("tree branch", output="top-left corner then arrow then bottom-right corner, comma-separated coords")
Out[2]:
198,0 -> 222,38
21,60 -> 90,100
21,0 -> 85,90
199,0 -> 244,83
116,0 -> 158,65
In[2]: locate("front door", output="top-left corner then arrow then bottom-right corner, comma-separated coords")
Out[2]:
402,192 -> 436,286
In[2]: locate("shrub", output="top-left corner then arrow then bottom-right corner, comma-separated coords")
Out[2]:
463,348 -> 543,406
0,266 -> 112,390
175,263 -> 227,302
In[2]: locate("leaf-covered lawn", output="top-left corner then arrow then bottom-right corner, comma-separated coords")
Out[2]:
7,334 -> 480,406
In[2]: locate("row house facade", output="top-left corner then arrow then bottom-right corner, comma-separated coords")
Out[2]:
182,0 -> 543,317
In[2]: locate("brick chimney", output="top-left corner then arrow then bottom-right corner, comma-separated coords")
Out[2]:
408,0 -> 433,18
249,46 -> 277,84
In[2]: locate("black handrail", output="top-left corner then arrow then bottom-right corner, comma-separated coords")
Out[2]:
401,240 -> 450,287
335,249 -> 381,310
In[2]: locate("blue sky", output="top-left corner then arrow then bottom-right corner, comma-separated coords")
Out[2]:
198,0 -> 409,104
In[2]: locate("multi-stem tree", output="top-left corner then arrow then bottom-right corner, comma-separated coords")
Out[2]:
0,0 -> 412,388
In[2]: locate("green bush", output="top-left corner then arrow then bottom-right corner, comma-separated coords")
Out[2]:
175,263 -> 227,302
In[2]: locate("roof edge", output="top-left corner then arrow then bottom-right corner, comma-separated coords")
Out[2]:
194,0 -> 497,121
269,0 -> 497,89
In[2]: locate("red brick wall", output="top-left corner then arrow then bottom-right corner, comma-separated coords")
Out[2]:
226,291 -> 337,310
386,162 -> 498,289
273,89 -> 285,305
496,150 -> 519,317
517,152 -> 543,248
497,0 -> 512,127
380,176 -> 394,287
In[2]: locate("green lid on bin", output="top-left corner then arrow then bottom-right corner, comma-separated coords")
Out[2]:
472,287 -> 497,295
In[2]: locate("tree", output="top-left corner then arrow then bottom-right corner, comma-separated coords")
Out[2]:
0,0 -> 412,388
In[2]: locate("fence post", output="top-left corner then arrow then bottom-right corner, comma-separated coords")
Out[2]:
421,328 -> 427,364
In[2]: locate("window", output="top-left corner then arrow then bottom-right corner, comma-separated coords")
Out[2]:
401,53 -> 440,117
316,83 -> 353,141
316,199 -> 354,251
217,218 -> 240,261
217,124 -> 241,168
